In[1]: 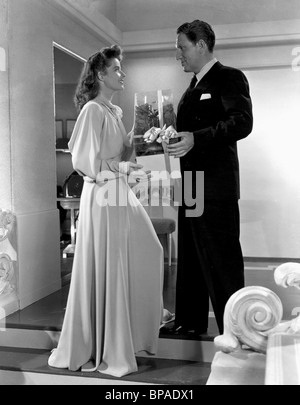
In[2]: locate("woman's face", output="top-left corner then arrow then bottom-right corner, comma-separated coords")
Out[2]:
102,58 -> 126,92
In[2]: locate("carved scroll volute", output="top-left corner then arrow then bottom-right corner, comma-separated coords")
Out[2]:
274,262 -> 300,290
268,262 -> 300,335
0,209 -> 15,243
0,253 -> 15,295
214,286 -> 283,354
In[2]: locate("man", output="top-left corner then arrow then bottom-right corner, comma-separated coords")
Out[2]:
167,20 -> 253,335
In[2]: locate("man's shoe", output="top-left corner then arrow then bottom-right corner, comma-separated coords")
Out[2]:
173,325 -> 207,336
194,328 -> 208,336
173,326 -> 194,336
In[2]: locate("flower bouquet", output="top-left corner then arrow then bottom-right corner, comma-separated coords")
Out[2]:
133,90 -> 177,158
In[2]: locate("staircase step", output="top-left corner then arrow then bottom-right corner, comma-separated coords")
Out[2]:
206,349 -> 266,385
0,269 -> 218,385
0,346 -> 211,385
265,332 -> 300,385
0,313 -> 216,385
0,326 -> 216,363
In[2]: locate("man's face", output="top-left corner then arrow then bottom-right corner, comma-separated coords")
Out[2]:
175,33 -> 202,74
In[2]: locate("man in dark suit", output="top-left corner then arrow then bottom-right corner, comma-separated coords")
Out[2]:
167,20 -> 253,335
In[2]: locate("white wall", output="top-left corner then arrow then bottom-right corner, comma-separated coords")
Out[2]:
0,0 -> 18,318
120,36 -> 300,259
3,0 -> 300,316
116,0 -> 300,32
239,67 -> 300,258
0,0 -> 11,210
4,0 -> 108,309
91,0 -> 117,24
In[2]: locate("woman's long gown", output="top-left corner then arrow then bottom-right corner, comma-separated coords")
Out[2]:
48,97 -> 164,377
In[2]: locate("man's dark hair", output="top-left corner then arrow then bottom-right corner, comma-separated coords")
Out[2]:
177,20 -> 215,53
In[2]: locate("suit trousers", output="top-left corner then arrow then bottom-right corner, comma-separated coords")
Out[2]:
175,199 -> 244,334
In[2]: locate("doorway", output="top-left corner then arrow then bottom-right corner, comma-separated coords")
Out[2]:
53,44 -> 85,283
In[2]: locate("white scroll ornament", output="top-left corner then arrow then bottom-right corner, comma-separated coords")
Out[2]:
0,209 -> 14,243
267,262 -> 300,335
214,286 -> 283,354
0,253 -> 15,295
274,262 -> 300,290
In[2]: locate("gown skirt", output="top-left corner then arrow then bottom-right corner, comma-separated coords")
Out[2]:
48,175 -> 164,377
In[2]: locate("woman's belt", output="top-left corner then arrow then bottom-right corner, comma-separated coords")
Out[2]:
84,172 -> 126,184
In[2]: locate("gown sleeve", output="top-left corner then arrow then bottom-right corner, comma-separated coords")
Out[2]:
68,103 -> 105,180
114,105 -> 136,164
68,102 -> 137,181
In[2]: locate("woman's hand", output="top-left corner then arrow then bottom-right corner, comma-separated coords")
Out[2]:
128,163 -> 152,183
128,127 -> 135,145
111,161 -> 151,182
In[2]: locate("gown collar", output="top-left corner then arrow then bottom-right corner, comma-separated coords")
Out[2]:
94,93 -> 122,120
93,94 -> 131,148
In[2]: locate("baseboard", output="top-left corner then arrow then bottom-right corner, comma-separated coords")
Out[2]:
19,279 -> 62,310
0,369 -> 154,386
0,327 -> 60,350
137,338 -> 216,363
244,257 -> 300,264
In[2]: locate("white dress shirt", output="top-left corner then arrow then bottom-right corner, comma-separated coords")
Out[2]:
194,57 -> 218,87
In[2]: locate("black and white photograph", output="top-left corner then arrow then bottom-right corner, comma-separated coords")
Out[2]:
0,0 -> 300,387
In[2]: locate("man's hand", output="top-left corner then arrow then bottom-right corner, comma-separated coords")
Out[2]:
166,132 -> 194,158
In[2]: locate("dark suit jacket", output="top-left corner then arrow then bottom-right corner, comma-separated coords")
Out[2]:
177,61 -> 253,201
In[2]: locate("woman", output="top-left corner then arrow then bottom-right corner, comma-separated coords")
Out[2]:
48,45 -> 172,377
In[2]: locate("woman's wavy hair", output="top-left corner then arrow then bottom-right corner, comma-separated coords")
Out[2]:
74,44 -> 123,111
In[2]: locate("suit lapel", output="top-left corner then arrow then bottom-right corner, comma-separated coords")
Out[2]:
194,61 -> 222,94
178,62 -> 223,112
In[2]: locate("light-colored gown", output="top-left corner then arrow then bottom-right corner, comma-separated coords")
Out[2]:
48,96 -> 164,377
